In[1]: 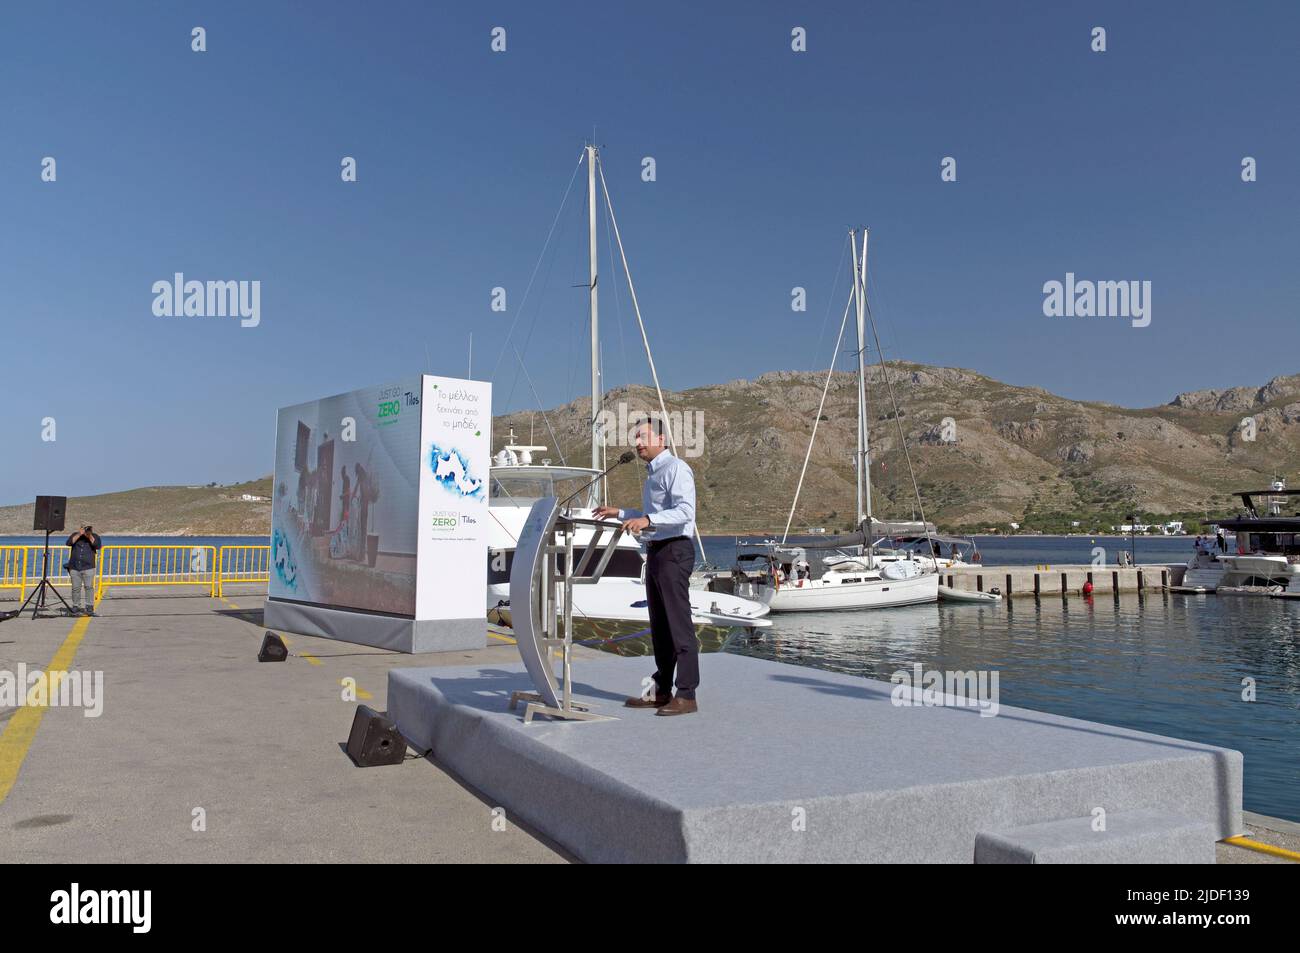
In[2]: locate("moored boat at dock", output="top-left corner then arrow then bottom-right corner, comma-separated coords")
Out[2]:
707,228 -> 940,612
1203,481 -> 1300,592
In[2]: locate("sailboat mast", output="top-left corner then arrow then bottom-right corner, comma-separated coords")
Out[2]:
851,229 -> 873,533
586,144 -> 602,481
859,228 -> 872,530
850,230 -> 862,526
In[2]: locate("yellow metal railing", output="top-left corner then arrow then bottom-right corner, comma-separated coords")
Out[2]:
216,545 -> 270,597
0,545 -> 76,602
95,545 -> 218,599
0,547 -> 28,600
1,543 -> 272,603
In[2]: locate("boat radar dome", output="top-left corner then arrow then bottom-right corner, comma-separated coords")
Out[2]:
494,442 -> 548,467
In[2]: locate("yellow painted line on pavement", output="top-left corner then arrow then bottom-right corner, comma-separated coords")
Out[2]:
218,598 -> 369,697
217,594 -> 324,669
1223,835 -> 1300,862
340,678 -> 374,701
488,632 -> 517,644
218,595 -> 377,699
0,595 -> 99,806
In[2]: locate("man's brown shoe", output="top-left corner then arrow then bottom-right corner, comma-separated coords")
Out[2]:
654,696 -> 698,716
625,694 -> 671,708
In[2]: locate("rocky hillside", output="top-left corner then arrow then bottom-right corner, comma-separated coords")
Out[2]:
5,365 -> 1297,536
495,365 -> 1300,534
0,478 -> 273,536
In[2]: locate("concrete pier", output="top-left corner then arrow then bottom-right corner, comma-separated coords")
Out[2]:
947,563 -> 1186,598
2,585 -> 1295,864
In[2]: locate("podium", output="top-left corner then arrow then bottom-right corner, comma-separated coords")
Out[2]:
507,496 -> 627,724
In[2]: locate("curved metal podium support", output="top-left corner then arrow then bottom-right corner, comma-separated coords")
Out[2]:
507,496 -> 626,723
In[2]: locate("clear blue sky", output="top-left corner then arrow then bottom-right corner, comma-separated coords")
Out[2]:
2,1 -> 1297,503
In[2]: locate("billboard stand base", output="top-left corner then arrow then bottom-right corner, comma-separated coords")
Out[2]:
264,598 -> 485,654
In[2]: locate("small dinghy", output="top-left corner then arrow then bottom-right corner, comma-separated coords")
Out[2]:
938,585 -> 1002,604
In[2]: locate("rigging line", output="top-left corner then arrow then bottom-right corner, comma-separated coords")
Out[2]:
503,170 -> 577,413
862,252 -> 912,518
602,187 -> 642,496
564,290 -> 579,404
563,158 -> 591,403
782,284 -> 856,544
809,234 -> 851,373
595,154 -> 707,563
510,341 -> 568,466
864,284 -> 935,556
863,255 -> 906,380
489,147 -> 586,382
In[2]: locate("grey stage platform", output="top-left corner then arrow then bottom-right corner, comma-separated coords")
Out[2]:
388,654 -> 1242,863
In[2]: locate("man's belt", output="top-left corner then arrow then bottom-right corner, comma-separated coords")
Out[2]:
647,535 -> 689,550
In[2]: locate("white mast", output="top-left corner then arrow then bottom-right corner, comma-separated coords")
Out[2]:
851,229 -> 862,526
586,144 -> 602,481
851,228 -> 873,554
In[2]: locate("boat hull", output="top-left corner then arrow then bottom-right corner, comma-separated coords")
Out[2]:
766,571 -> 939,612
1218,554 -> 1300,589
488,576 -> 771,629
487,494 -> 771,629
937,585 -> 1001,604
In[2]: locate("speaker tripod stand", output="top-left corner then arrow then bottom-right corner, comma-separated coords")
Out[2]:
18,529 -> 73,619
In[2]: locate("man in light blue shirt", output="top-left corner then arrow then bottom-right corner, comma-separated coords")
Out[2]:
595,416 -> 700,716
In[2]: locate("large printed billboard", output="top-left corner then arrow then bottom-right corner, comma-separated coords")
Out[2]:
269,375 -> 490,623
269,377 -> 424,615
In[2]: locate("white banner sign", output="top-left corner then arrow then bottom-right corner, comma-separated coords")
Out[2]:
415,375 -> 491,622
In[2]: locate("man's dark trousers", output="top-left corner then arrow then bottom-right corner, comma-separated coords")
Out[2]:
645,536 -> 698,700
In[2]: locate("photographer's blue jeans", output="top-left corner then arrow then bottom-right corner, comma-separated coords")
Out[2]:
70,568 -> 96,609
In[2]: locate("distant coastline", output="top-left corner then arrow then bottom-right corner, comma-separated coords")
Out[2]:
6,361 -> 1297,536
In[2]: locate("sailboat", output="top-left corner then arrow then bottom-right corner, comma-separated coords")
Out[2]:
711,228 -> 939,612
485,145 -> 771,635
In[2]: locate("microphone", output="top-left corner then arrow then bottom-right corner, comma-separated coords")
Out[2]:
558,450 -> 636,509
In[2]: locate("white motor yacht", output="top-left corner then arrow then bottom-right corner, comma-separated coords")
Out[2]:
486,438 -> 770,631
1205,481 -> 1300,591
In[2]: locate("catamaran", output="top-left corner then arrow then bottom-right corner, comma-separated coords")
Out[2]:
484,145 -> 771,634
